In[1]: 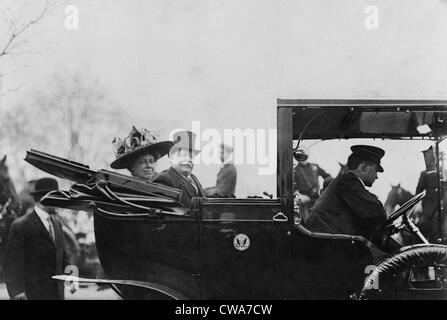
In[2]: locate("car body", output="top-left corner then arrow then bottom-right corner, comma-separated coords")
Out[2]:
26,99 -> 447,299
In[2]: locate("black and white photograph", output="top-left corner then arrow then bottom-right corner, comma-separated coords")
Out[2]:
0,0 -> 447,307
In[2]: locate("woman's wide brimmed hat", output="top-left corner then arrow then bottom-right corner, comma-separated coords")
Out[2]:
111,126 -> 173,169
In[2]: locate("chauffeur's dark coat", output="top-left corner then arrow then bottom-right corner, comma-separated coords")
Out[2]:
4,210 -> 69,300
306,172 -> 387,240
154,167 -> 205,208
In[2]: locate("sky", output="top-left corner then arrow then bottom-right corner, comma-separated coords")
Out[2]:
1,0 -> 447,201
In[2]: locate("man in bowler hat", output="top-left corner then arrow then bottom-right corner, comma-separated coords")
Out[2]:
154,131 -> 205,208
306,145 -> 387,242
4,177 -> 70,300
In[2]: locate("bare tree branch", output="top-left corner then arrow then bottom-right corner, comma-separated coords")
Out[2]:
0,8 -> 16,35
0,1 -> 48,58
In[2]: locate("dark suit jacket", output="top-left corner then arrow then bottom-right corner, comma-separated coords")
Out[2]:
154,167 -> 205,208
215,163 -> 237,197
306,172 -> 386,240
4,210 -> 69,299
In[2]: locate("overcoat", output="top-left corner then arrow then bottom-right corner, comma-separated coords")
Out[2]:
154,167 -> 205,208
4,210 -> 69,300
306,172 -> 387,240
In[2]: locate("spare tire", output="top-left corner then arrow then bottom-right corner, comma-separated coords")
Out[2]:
359,244 -> 447,300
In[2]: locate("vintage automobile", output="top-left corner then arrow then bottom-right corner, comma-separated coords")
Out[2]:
25,99 -> 447,299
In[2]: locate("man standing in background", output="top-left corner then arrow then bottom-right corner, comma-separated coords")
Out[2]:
206,143 -> 237,198
416,146 -> 447,242
293,147 -> 331,222
4,177 -> 70,300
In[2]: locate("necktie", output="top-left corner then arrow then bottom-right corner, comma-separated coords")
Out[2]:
187,175 -> 198,193
47,216 -> 55,242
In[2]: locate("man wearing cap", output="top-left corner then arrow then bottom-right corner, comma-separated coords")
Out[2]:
415,146 -> 447,241
293,147 -> 331,222
154,131 -> 205,208
306,145 -> 387,242
111,126 -> 173,182
206,143 -> 237,198
4,177 -> 70,300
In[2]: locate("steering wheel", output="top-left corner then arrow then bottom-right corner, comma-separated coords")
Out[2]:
385,191 -> 425,224
378,191 -> 428,246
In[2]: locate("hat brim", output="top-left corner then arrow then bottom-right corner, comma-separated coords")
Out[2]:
111,141 -> 174,169
30,190 -> 54,196
169,145 -> 201,157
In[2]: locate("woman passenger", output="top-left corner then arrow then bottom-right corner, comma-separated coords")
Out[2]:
111,126 -> 173,182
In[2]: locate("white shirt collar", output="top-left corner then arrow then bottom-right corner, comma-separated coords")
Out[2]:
34,205 -> 50,220
222,159 -> 233,166
356,175 -> 366,188
173,167 -> 190,179
34,205 -> 52,232
348,172 -> 366,188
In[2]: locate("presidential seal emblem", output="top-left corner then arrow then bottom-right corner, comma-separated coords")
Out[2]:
233,233 -> 250,251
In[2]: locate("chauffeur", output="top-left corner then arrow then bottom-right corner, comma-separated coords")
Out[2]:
306,145 -> 387,242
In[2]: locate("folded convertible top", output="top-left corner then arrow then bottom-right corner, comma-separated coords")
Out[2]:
25,149 -> 185,214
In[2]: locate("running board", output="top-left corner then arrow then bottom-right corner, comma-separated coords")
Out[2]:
52,275 -> 187,300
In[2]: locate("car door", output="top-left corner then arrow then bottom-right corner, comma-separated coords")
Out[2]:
197,198 -> 291,299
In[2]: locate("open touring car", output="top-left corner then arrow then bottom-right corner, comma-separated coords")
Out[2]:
26,99 -> 447,299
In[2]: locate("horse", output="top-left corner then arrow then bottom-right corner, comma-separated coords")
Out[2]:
382,183 -> 432,245
384,184 -> 416,216
0,155 -> 21,276
322,162 -> 349,191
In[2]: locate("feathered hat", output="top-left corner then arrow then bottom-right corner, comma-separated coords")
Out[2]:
111,126 -> 173,169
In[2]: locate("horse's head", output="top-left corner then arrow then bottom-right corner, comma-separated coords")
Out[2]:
0,155 -> 20,262
0,155 -> 9,182
385,183 -> 414,214
0,155 -> 19,208
337,162 -> 349,177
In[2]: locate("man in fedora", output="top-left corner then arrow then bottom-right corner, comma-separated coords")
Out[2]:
154,131 -> 205,208
306,145 -> 387,242
4,177 -> 70,300
111,126 -> 173,182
